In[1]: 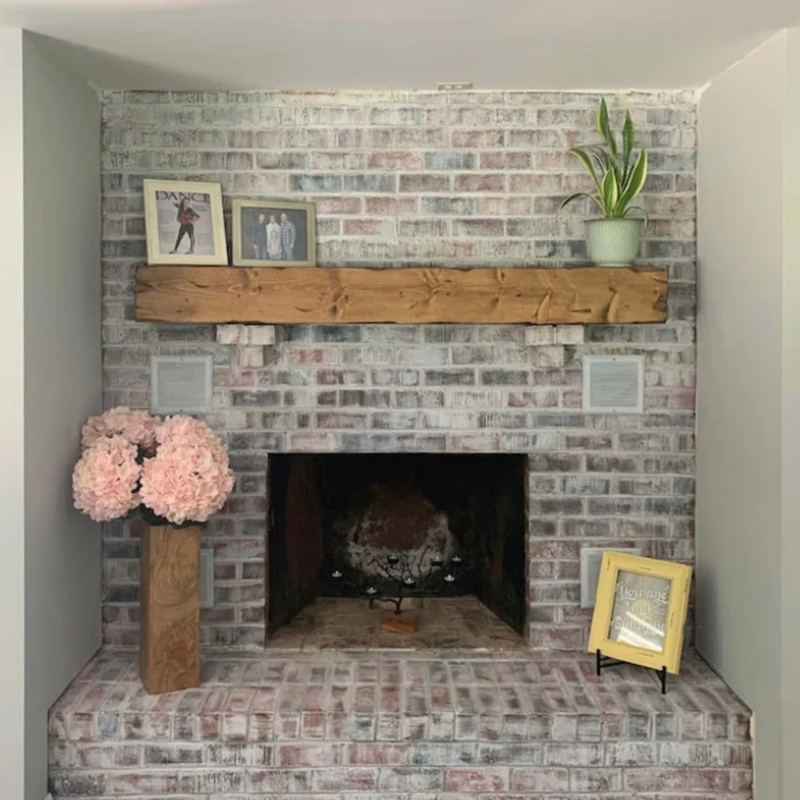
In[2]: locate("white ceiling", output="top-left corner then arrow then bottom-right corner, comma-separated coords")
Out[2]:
1,0 -> 798,90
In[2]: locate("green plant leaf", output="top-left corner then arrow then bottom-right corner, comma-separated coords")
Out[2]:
587,146 -> 622,188
587,146 -> 611,169
622,112 -> 635,181
568,147 -> 603,192
615,149 -> 648,214
600,169 -> 619,216
596,99 -> 622,184
559,191 -> 605,215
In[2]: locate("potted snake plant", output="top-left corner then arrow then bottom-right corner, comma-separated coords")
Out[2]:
561,98 -> 648,266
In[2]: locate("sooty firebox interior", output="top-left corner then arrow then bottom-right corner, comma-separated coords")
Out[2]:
267,454 -> 527,649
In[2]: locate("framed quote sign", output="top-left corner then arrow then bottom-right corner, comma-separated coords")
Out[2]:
588,552 -> 692,676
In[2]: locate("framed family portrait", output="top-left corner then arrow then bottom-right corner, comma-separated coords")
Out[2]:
232,199 -> 316,267
143,179 -> 227,265
588,552 -> 692,674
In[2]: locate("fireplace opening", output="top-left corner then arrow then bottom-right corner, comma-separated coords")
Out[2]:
266,453 -> 527,649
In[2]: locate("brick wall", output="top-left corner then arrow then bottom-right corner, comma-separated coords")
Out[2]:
100,89 -> 697,650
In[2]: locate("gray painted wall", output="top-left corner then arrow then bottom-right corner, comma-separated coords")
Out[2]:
781,27 -> 800,800
0,27 -> 27,800
22,32 -> 102,800
697,29 -> 800,800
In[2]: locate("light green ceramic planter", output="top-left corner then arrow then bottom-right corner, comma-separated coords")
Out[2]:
587,219 -> 643,266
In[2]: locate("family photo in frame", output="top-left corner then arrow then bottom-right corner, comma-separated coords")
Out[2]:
232,199 -> 316,267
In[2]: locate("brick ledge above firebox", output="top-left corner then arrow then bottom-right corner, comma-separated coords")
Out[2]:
48,648 -> 751,799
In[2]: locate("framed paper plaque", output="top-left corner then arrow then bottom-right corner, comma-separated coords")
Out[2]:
588,552 -> 692,675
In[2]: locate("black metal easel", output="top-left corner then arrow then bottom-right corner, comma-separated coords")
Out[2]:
596,649 -> 668,694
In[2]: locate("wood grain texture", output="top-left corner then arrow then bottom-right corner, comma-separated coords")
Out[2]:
140,525 -> 200,694
135,265 -> 668,325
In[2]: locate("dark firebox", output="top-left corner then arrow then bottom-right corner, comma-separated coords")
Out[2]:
267,454 -> 527,638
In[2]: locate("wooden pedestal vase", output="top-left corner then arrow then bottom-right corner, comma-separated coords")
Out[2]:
140,524 -> 200,694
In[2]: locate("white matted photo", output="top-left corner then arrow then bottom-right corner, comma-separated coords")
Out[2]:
232,199 -> 316,267
143,179 -> 227,265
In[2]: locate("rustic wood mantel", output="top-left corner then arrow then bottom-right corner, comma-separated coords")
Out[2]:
135,265 -> 668,325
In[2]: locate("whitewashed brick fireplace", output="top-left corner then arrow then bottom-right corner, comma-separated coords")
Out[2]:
100,88 -> 697,653
43,86 -> 757,800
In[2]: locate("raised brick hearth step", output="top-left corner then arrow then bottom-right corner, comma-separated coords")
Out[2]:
48,648 -> 752,799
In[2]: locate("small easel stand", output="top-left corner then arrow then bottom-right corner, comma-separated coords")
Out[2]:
596,649 -> 668,695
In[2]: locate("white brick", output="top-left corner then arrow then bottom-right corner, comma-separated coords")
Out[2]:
245,325 -> 276,346
216,324 -> 246,345
525,326 -> 555,346
555,325 -> 584,345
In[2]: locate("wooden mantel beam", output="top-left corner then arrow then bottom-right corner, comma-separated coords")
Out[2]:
135,265 -> 668,325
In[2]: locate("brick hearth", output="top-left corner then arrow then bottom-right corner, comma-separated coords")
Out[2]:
49,649 -> 751,798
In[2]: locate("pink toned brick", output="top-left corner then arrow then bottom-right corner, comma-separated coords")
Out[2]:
624,767 -> 734,793
394,128 -> 447,147
444,767 -> 508,792
313,767 -> 379,791
509,767 -> 570,791
343,219 -> 395,237
481,151 -> 532,169
452,129 -> 505,147
347,743 -> 411,765
278,743 -> 344,766
455,173 -> 505,192
367,151 -> 423,169
363,196 -> 419,215
312,196 -> 362,214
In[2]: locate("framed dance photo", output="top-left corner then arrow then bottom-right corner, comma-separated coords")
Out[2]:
232,199 -> 316,267
143,179 -> 227,265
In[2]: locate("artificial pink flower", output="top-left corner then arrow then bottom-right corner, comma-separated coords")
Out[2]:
138,416 -> 234,525
139,444 -> 234,525
82,407 -> 161,453
72,436 -> 141,522
154,415 -> 225,453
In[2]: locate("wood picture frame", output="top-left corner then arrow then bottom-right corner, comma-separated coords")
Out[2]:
143,179 -> 227,266
588,552 -> 692,675
232,199 -> 316,267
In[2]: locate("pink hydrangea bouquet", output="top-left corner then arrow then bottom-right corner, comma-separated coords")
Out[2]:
72,407 -> 234,525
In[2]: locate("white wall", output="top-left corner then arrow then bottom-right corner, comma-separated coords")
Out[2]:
0,27 -> 28,800
0,31 -> 101,800
780,26 -> 800,798
21,31 -> 102,800
697,30 -> 800,799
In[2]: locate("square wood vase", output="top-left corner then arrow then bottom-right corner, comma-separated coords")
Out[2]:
140,524 -> 201,694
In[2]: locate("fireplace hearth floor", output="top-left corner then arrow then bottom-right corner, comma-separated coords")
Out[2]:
48,648 -> 752,799
267,596 -> 526,651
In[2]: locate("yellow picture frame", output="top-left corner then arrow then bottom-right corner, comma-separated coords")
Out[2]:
588,552 -> 692,675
